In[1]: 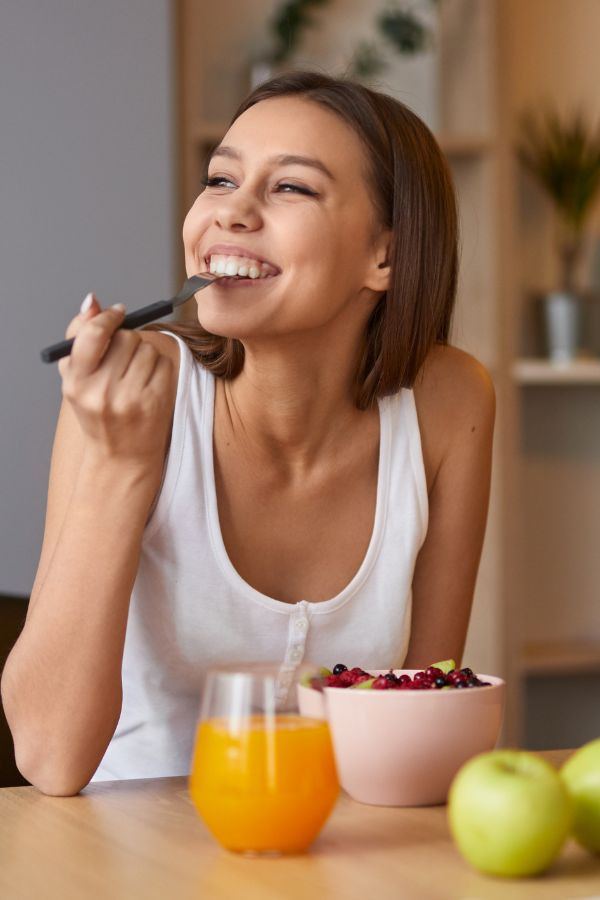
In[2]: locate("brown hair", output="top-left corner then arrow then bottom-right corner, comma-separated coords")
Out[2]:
151,71 -> 459,408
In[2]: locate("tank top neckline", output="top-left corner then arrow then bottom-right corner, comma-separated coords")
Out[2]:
200,370 -> 393,616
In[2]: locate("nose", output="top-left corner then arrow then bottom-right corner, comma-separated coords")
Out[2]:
214,187 -> 262,232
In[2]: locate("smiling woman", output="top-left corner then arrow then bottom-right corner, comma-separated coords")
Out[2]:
1,71 -> 495,794
157,71 -> 459,406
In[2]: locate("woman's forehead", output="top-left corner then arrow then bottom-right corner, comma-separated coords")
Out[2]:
223,97 -> 367,175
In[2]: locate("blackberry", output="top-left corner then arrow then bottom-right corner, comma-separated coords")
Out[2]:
332,663 -> 348,675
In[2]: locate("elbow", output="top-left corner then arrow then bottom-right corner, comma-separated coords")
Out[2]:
12,729 -> 96,796
15,746 -> 92,796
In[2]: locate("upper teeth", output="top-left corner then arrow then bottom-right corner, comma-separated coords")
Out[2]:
208,254 -> 277,279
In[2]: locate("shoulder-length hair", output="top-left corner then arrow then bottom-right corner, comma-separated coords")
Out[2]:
151,71 -> 459,409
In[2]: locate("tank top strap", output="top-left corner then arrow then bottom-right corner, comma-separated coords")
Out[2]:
144,332 -> 208,539
385,388 -> 429,543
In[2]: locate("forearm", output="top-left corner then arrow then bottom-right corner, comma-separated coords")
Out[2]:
1,457 -> 159,795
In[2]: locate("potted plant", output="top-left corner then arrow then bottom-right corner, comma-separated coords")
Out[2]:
249,0 -> 331,88
250,0 -> 440,96
516,108 -> 600,363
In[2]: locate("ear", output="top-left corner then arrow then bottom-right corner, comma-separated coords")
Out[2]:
363,230 -> 391,293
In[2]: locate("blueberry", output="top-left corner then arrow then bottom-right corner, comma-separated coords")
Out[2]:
434,676 -> 447,688
332,663 -> 348,675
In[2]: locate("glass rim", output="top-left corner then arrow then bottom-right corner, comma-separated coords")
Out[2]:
203,661 -> 318,680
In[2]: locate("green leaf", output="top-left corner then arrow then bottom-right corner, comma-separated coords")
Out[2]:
516,107 -> 600,232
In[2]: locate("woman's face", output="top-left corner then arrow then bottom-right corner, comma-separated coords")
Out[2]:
182,96 -> 389,341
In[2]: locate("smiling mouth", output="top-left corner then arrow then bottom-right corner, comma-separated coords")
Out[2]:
204,253 -> 280,281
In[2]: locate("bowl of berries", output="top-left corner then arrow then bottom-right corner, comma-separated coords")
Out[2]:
298,659 -> 505,807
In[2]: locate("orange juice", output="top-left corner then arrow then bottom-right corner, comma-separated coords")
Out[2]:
189,715 -> 339,853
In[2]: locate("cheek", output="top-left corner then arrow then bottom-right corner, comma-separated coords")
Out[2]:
182,200 -> 210,249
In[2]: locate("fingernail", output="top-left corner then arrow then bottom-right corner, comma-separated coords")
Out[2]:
111,303 -> 126,312
80,292 -> 94,314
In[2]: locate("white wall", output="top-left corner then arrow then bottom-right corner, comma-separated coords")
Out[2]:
0,0 -> 176,595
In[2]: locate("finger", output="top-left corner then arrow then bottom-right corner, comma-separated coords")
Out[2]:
99,328 -> 145,381
118,340 -> 162,393
146,353 -> 175,399
68,304 -> 127,376
65,293 -> 103,340
140,356 -> 175,424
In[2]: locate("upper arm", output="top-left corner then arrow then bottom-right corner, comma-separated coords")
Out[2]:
403,346 -> 496,668
28,330 -> 180,616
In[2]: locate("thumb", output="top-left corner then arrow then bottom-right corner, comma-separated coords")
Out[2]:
65,292 -> 102,339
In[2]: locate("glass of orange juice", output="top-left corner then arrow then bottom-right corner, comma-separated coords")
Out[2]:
189,663 -> 339,855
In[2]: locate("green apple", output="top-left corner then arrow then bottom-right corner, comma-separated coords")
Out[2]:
448,749 -> 573,877
561,737 -> 600,854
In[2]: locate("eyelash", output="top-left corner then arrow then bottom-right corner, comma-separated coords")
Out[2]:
201,175 -> 317,196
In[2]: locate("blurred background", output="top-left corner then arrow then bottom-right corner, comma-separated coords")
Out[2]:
1,0 -> 599,783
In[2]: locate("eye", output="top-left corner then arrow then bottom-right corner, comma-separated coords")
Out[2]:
201,175 -> 236,189
276,182 -> 318,196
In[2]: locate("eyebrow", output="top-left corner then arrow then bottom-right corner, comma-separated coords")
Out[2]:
209,145 -> 335,181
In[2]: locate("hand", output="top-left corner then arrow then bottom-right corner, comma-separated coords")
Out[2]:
58,295 -> 175,466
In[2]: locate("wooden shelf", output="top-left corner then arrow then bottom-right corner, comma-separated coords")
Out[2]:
518,640 -> 600,676
437,134 -> 493,158
193,121 -> 228,144
512,358 -> 600,384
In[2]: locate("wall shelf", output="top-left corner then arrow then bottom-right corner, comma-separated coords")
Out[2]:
518,640 -> 600,676
437,135 -> 493,158
193,121 -> 228,144
512,358 -> 600,384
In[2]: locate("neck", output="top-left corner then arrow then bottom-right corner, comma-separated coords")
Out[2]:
218,323 -> 371,477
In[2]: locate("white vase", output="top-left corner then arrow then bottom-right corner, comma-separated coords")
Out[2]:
543,292 -> 582,365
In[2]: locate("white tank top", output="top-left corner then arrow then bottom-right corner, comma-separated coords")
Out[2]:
92,334 -> 428,781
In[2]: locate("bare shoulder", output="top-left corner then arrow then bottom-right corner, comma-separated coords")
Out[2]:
412,344 -> 495,490
415,343 -> 495,415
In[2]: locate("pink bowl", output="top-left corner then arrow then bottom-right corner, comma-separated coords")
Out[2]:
298,670 -> 505,807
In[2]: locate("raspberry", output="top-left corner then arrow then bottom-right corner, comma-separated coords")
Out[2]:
372,675 -> 390,690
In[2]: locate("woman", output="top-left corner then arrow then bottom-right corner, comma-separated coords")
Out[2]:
2,72 -> 495,794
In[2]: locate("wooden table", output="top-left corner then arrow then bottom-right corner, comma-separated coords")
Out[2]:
1,749 -> 598,900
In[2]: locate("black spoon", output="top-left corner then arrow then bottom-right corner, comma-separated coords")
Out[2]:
40,273 -> 218,363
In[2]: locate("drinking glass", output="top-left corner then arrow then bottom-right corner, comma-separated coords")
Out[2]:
189,663 -> 339,855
